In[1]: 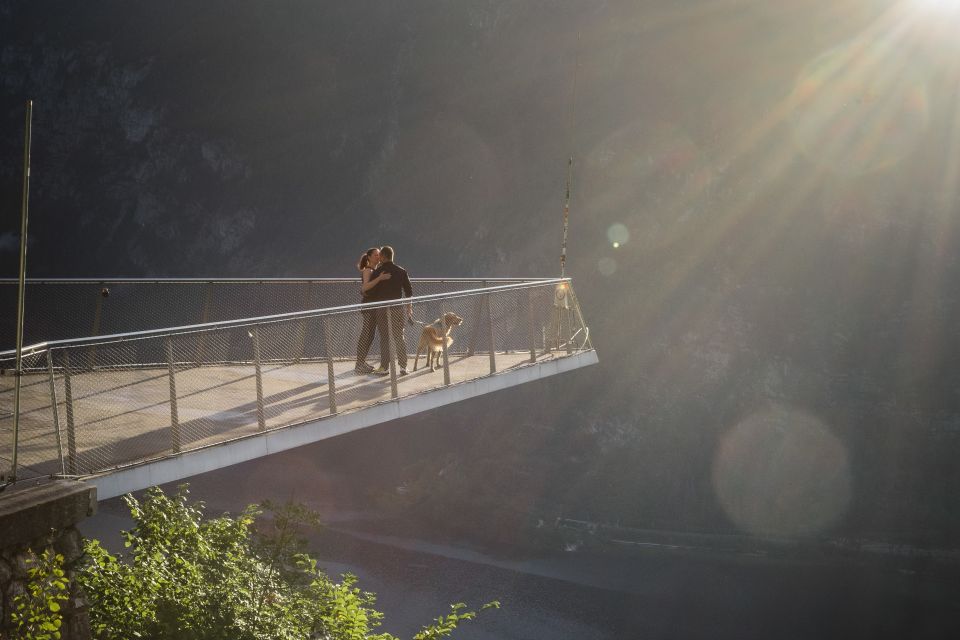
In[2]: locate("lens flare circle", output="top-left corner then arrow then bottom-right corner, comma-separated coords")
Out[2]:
598,257 -> 617,276
712,406 -> 851,536
607,223 -> 630,246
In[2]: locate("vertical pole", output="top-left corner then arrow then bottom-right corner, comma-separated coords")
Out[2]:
441,298 -> 451,386
196,282 -> 214,362
466,282 -> 486,356
550,304 -> 563,351
45,350 -> 66,476
293,287 -> 310,361
91,290 -> 104,337
560,33 -> 580,279
10,100 -> 33,482
527,288 -> 538,364
485,294 -> 496,374
323,318 -> 337,414
166,338 -> 181,453
294,320 -> 307,362
252,327 -> 266,431
385,306 -> 398,399
89,288 -> 104,369
61,350 -> 77,475
200,282 -> 214,324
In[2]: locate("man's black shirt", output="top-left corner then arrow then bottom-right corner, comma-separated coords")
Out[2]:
368,261 -> 413,302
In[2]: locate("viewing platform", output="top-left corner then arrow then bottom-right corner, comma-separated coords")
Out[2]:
1,278 -> 596,499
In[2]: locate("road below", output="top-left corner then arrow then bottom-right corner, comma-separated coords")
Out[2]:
79,455 -> 960,640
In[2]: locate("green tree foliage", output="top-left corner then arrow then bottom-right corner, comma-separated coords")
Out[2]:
10,549 -> 70,640
75,486 -> 497,640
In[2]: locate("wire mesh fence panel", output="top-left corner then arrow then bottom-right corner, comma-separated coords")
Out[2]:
322,309 -> 389,415
2,279 -> 591,478
0,283 -> 100,347
0,351 -> 59,480
0,279 -> 536,348
0,354 -> 16,478
529,284 -> 569,356
568,286 -> 593,351
96,282 -> 208,338
9,376 -> 60,478
485,287 -> 528,374
52,341 -> 176,475
254,318 -> 330,430
165,329 -> 263,449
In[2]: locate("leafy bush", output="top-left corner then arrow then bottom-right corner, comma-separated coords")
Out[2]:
76,486 -> 497,640
10,549 -> 70,640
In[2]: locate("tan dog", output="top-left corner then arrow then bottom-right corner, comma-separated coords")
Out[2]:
413,312 -> 464,371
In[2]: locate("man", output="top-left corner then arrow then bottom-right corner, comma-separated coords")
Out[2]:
367,245 -> 413,376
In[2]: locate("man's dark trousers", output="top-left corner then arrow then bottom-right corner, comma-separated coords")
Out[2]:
377,305 -> 407,370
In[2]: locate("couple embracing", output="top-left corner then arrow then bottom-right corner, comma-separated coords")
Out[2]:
355,245 -> 413,376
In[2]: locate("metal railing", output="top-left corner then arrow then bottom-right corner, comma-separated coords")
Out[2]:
1,279 -> 591,483
0,277 -> 551,348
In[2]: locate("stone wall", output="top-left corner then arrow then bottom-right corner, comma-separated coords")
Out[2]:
0,481 -> 96,640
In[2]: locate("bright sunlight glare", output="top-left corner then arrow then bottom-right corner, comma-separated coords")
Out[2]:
912,0 -> 960,14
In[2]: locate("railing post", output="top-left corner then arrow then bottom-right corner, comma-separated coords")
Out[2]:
486,293 -> 496,374
61,350 -> 77,475
293,288 -> 310,361
466,282 -> 486,356
201,282 -> 214,324
554,282 -> 574,354
527,289 -> 538,363
45,349 -> 66,476
441,300 -> 451,386
166,338 -> 182,453
196,282 -> 214,362
293,320 -> 307,362
323,318 -> 337,414
91,286 -> 104,337
88,286 -> 105,369
252,327 -> 266,431
385,306 -> 398,399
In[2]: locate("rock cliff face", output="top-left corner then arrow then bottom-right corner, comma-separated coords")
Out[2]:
2,0 -> 959,544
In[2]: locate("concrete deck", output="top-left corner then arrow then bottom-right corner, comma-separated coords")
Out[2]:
3,350 -> 598,498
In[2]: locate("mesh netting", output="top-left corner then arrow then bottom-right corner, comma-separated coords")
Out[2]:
0,279 -> 531,348
1,280 -> 591,481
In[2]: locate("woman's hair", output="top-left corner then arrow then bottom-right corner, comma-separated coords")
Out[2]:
357,247 -> 379,271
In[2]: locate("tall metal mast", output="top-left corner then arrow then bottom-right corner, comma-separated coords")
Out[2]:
10,100 -> 34,483
560,32 -> 580,279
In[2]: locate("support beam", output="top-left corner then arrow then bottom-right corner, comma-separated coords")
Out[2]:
88,350 -> 599,500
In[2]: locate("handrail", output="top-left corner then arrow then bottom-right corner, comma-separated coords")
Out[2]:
2,276 -> 592,484
0,277 -> 552,285
0,278 -> 571,357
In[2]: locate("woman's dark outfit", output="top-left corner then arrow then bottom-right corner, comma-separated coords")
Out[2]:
355,273 -> 378,368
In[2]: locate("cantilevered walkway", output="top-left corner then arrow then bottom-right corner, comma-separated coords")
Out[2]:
1,278 -> 596,499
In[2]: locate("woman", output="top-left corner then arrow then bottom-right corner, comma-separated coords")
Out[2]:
354,247 -> 390,373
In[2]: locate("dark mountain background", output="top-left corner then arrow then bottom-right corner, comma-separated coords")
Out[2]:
3,0 -> 960,547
